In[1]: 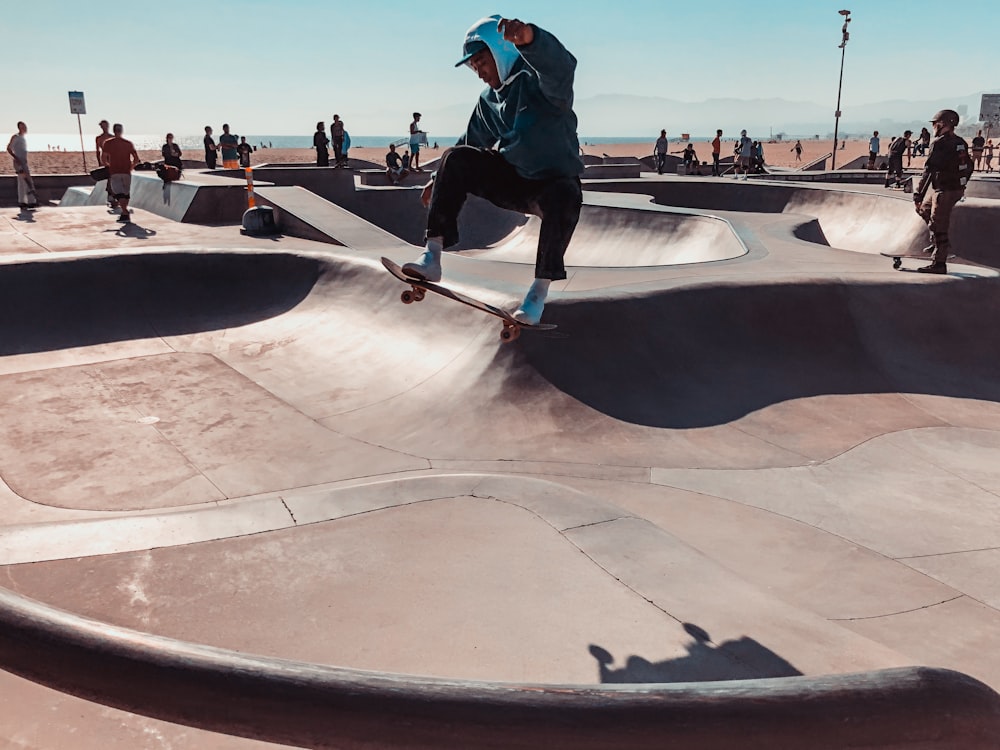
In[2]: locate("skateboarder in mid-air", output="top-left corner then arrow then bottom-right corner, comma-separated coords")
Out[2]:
402,15 -> 584,325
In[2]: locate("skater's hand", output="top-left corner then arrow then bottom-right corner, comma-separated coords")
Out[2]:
421,181 -> 433,208
498,18 -> 534,46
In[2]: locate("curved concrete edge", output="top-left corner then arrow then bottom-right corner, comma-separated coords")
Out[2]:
0,587 -> 997,749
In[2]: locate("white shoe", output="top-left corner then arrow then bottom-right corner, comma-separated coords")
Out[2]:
513,281 -> 549,326
401,249 -> 442,282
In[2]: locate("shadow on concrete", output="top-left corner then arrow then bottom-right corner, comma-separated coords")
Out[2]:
0,252 -> 318,356
589,623 -> 801,684
523,277 -> 1000,428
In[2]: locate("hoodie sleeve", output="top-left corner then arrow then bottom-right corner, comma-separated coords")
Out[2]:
515,26 -> 577,111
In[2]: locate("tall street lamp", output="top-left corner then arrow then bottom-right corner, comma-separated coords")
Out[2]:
831,9 -> 851,170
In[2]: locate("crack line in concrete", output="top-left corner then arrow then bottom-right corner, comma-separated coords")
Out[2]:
828,594 -> 965,622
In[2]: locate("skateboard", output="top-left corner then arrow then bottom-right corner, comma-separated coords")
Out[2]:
880,251 -> 955,270
381,257 -> 557,343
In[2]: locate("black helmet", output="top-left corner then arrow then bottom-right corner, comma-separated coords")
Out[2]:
930,109 -> 960,127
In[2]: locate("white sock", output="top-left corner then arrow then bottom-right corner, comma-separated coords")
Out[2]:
526,278 -> 551,302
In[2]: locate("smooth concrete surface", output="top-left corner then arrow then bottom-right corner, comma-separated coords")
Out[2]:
0,173 -> 999,749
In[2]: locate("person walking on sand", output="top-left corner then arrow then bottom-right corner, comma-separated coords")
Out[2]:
791,139 -> 802,162
314,122 -> 329,166
95,119 -> 117,207
101,123 -> 140,224
711,129 -> 722,176
6,121 -> 38,211
653,129 -> 668,174
401,15 -> 584,326
203,125 -> 218,169
330,115 -> 346,167
409,113 -> 426,171
913,109 -> 973,274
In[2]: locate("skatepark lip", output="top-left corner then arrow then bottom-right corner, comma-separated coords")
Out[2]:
456,201 -> 747,268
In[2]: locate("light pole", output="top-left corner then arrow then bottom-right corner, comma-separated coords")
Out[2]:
831,9 -> 851,171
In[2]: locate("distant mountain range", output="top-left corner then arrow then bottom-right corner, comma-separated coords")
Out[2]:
571,91 -> 996,138
413,90 -> 997,140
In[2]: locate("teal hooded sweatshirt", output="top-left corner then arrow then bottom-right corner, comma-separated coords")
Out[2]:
455,16 -> 584,181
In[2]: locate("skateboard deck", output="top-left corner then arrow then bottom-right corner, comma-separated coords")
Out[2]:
381,257 -> 556,343
880,251 -> 956,270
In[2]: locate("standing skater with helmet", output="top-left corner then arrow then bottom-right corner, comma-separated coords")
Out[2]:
401,15 -> 584,325
913,109 -> 973,274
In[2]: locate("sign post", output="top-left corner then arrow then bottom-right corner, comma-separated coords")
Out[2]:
68,91 -> 87,173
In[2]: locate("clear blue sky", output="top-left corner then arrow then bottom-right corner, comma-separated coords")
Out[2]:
7,0 -> 999,137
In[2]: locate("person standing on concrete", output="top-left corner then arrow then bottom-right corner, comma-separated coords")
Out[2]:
971,130 -> 985,171
409,113 -> 426,172
711,129 -> 723,176
913,109 -> 972,274
6,121 -> 38,211
314,122 -> 329,166
237,136 -> 253,168
734,129 -> 753,179
203,126 -> 218,169
884,130 -> 911,188
219,124 -> 239,169
401,15 -> 584,326
330,115 -> 346,167
868,130 -> 880,170
101,123 -> 140,223
95,119 -> 117,207
653,129 -> 668,174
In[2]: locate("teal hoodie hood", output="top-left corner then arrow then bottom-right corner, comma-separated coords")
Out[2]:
454,15 -> 523,86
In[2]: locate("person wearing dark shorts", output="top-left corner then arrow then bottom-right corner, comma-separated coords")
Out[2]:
402,15 -> 584,326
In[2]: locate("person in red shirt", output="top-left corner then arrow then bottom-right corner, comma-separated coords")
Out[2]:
101,123 -> 140,223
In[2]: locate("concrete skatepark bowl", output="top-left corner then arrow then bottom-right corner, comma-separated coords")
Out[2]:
1,167 -> 1000,748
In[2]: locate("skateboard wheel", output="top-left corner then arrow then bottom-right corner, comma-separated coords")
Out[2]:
413,288 -> 426,302
500,326 -> 520,343
401,290 -> 414,304
893,259 -> 901,269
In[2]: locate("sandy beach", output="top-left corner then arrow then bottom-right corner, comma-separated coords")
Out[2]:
2,137 -> 924,177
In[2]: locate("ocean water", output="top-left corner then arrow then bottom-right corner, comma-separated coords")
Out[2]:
24,133 -> 708,153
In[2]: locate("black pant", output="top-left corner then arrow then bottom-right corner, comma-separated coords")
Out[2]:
333,138 -> 344,165
205,151 -> 217,169
426,146 -> 582,281
885,154 -> 904,186
654,153 -> 666,174
712,153 -> 720,176
316,147 -> 329,167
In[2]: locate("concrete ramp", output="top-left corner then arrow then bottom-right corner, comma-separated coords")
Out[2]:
461,200 -> 746,267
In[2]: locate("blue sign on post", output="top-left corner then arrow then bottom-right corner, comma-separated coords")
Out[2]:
68,91 -> 86,115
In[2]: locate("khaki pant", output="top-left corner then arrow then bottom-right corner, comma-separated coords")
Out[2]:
918,188 -> 964,264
